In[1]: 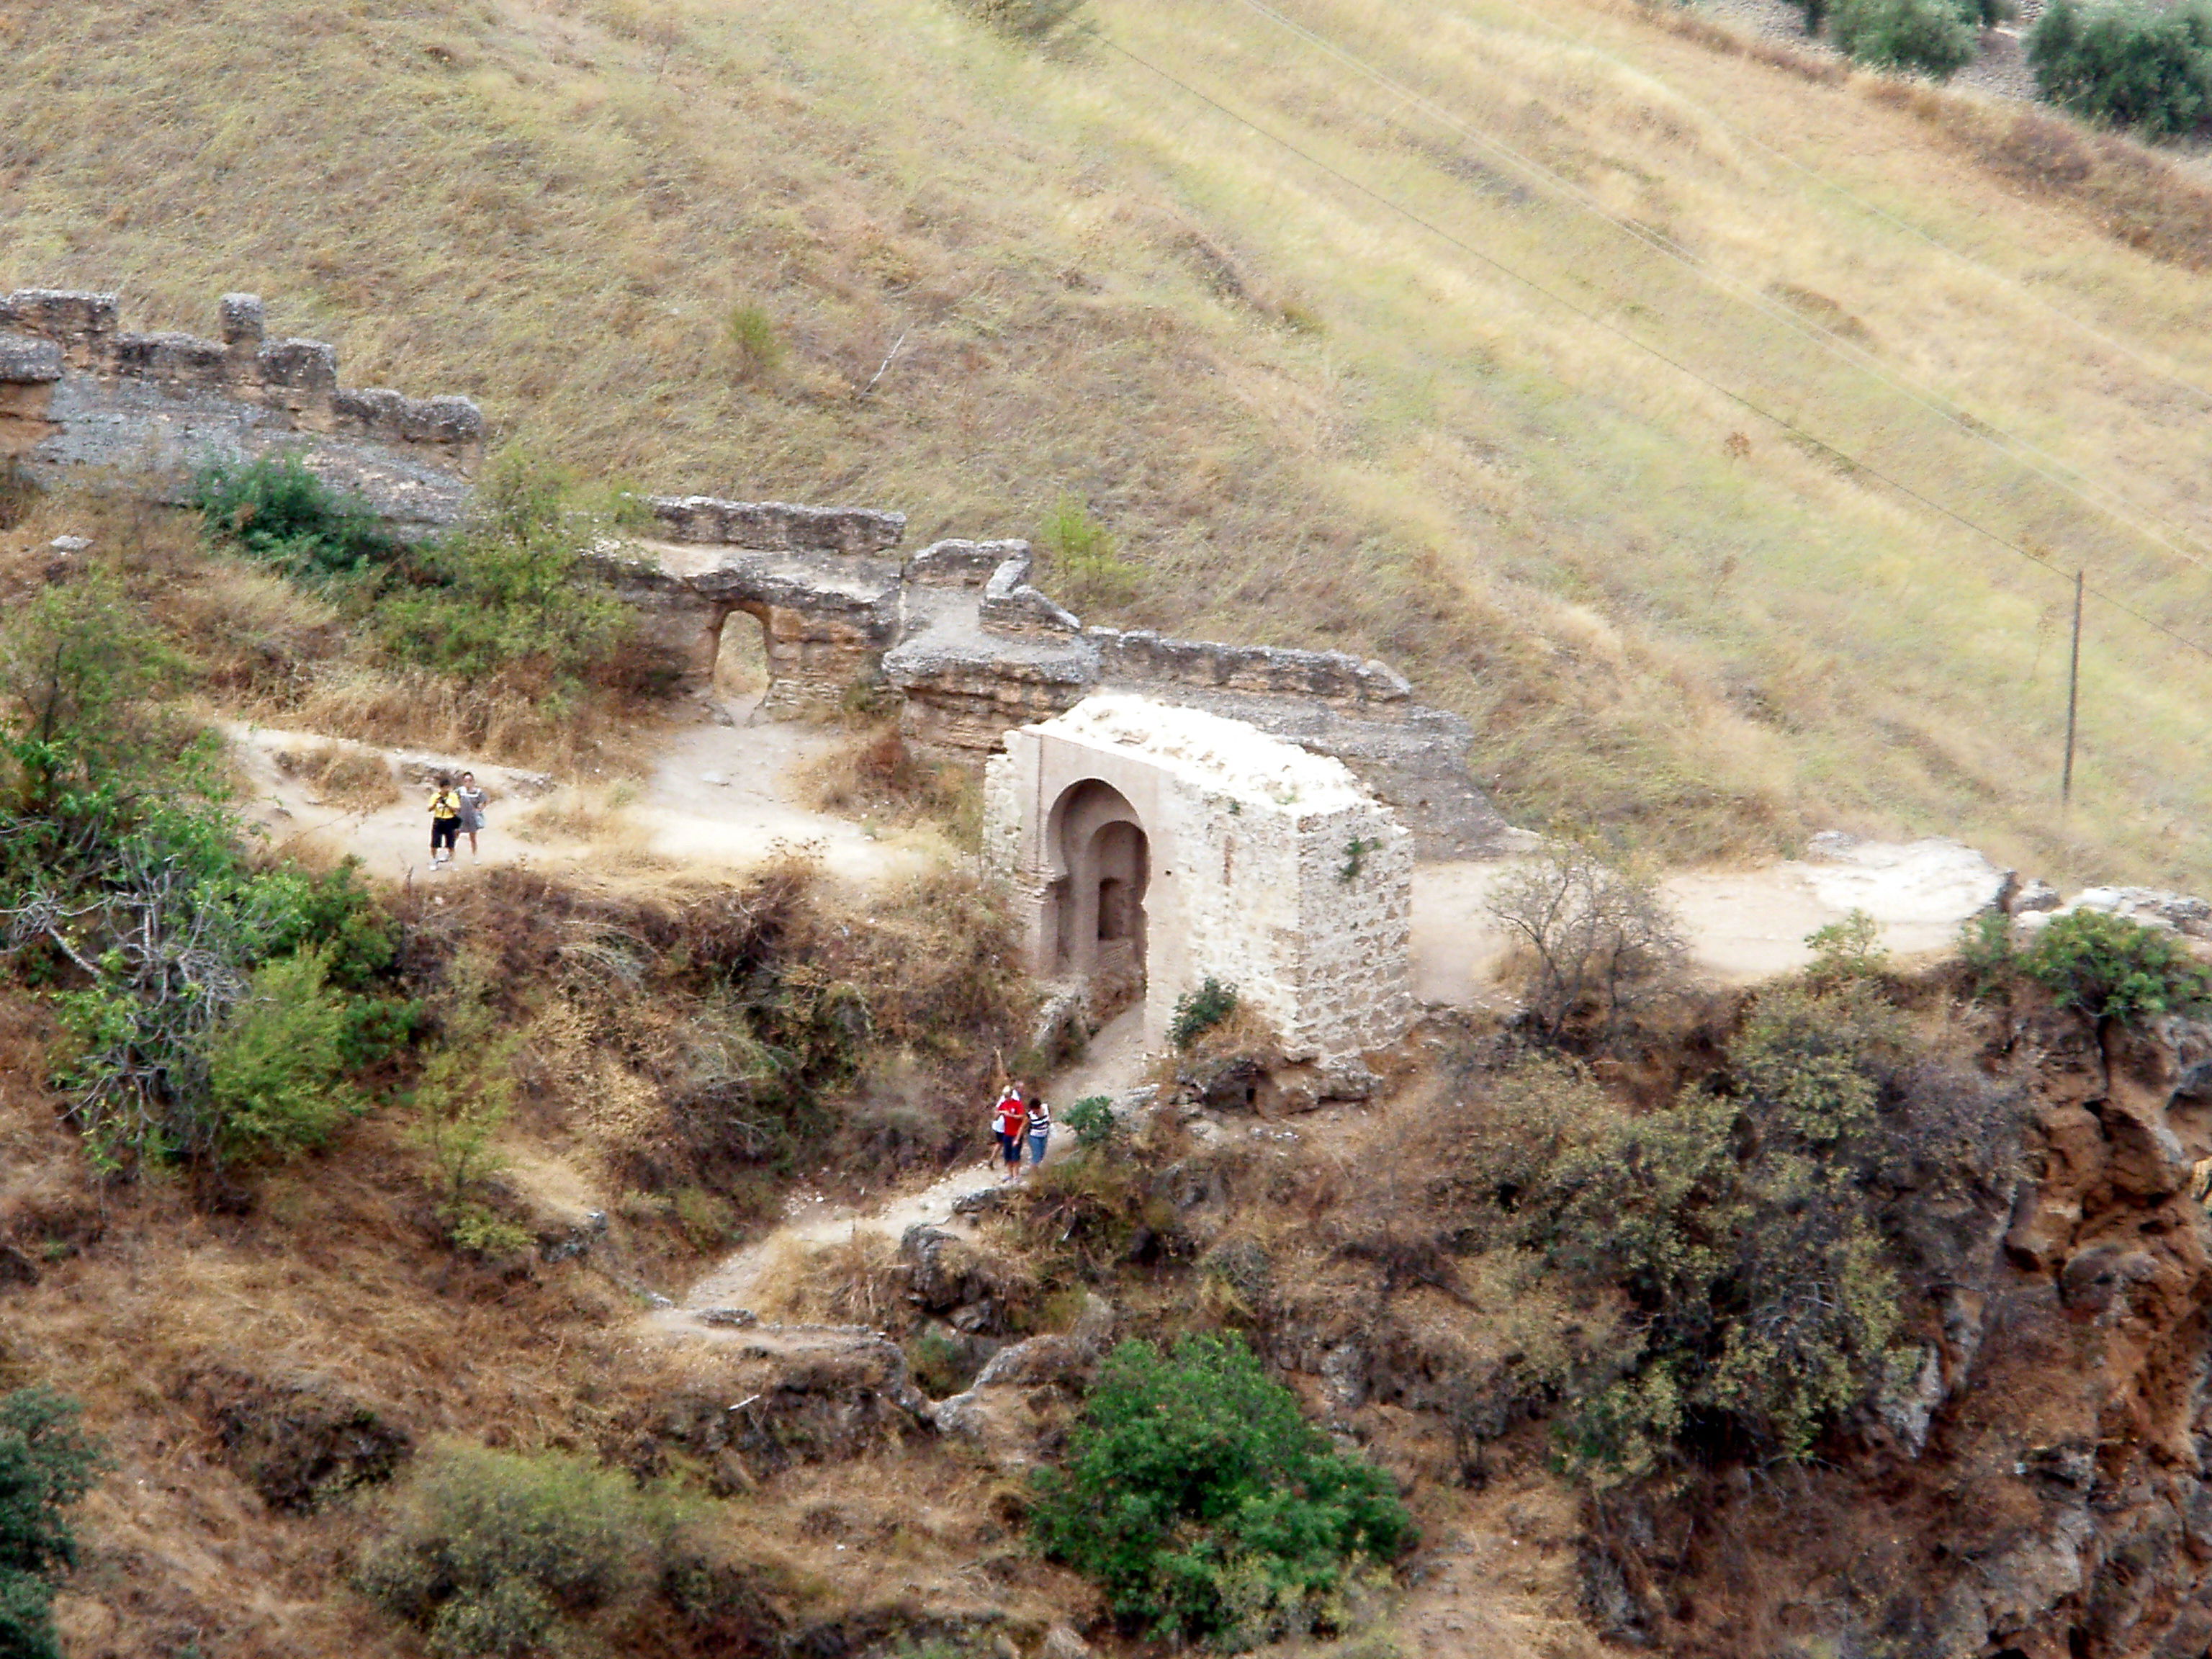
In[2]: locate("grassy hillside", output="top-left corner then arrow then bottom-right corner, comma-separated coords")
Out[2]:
7,0 -> 2212,881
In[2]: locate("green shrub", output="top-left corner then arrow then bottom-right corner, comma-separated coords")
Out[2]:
724,303 -> 785,380
1031,1334 -> 1411,1647
373,450 -> 637,683
1037,495 -> 1138,607
0,1388 -> 106,1659
2020,907 -> 2210,1025
407,952 -> 524,1249
1064,1093 -> 1117,1149
0,567 -> 189,819
194,451 -> 395,577
1470,986 -> 1915,1478
1958,908 -> 2016,994
1804,909 -> 1889,985
1830,0 -> 1979,78
2031,0 -> 2212,136
357,1442 -> 654,1655
202,945 -> 359,1159
1169,978 -> 1238,1050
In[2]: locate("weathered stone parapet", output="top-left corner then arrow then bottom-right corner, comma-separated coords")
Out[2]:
980,554 -> 1081,637
890,649 -> 1094,759
905,537 -> 1028,588
646,495 -> 906,555
1089,627 -> 1410,706
0,289 -> 484,536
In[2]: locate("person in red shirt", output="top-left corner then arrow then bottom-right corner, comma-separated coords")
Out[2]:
993,1084 -> 1028,1182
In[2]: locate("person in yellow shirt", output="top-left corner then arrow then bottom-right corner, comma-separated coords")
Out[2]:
428,775 -> 464,868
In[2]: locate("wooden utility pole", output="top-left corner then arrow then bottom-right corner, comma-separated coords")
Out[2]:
2062,568 -> 2084,811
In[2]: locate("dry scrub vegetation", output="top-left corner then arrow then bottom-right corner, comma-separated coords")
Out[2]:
7,0 -> 2212,878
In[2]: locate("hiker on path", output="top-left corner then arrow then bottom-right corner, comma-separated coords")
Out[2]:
1025,1092 -> 1052,1174
457,771 -> 487,860
994,1084 -> 1028,1182
428,774 -> 464,868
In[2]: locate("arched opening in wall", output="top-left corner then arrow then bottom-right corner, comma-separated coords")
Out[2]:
1048,780 -> 1148,1017
711,605 -> 771,711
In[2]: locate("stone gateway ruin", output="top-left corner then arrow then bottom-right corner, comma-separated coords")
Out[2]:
4,284 -> 1489,1068
984,696 -> 1414,1064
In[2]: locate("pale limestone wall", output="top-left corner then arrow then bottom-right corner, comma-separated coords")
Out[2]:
985,695 -> 1411,1064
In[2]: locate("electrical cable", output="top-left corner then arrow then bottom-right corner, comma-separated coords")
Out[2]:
1082,22 -> 2212,663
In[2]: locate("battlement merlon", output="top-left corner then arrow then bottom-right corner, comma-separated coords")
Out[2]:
646,495 -> 907,555
0,289 -> 485,469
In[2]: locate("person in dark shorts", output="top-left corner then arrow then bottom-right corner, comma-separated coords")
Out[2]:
428,774 -> 464,868
994,1084 -> 1027,1182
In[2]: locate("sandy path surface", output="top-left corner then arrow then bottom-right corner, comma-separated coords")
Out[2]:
225,696 -> 933,887
654,1005 -> 1149,1334
1411,837 -> 2008,1005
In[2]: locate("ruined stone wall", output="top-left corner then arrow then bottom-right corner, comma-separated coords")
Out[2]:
1159,780 -> 1412,1063
0,290 -> 484,536
626,509 -> 1517,856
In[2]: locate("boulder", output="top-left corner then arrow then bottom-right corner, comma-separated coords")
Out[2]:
177,1367 -> 411,1511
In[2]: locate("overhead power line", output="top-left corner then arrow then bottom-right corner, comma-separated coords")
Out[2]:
1228,0 -> 2212,582
1082,22 -> 2212,665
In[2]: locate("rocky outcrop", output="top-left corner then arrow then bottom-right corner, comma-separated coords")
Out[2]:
642,1326 -> 935,1486
0,289 -> 483,537
1599,1004 -> 2212,1658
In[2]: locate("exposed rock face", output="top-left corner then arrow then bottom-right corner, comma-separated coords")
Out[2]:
643,1326 -> 935,1485
176,1367 -> 412,1513
0,289 -> 483,537
1604,1007 -> 2212,1658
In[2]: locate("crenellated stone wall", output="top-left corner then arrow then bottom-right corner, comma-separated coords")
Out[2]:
0,289 -> 484,536
613,498 -> 1519,857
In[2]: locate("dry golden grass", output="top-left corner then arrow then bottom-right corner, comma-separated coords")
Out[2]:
10,1 -> 2212,878
750,1231 -> 912,1330
272,741 -> 402,812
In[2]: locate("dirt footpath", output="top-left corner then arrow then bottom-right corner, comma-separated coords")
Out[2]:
1411,835 -> 2009,1003
225,698 -> 940,887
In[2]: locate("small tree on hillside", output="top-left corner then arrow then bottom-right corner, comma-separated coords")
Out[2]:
2030,0 -> 2212,138
1830,0 -> 1981,77
1488,838 -> 1686,1043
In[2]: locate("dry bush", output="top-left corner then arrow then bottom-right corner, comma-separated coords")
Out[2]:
1489,841 -> 1689,1043
750,1231 -> 910,1331
796,724 -> 979,843
272,742 -> 400,812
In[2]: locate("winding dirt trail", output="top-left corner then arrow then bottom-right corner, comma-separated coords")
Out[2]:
651,1006 -> 1149,1334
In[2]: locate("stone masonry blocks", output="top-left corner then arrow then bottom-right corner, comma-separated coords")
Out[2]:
985,694 -> 1413,1065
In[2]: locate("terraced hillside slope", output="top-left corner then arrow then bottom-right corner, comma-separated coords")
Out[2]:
7,0 -> 2212,877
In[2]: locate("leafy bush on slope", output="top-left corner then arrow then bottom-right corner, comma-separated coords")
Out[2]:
1031,1333 -> 1411,1648
2031,0 -> 2212,138
0,1388 -> 105,1659
1830,0 -> 1980,78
